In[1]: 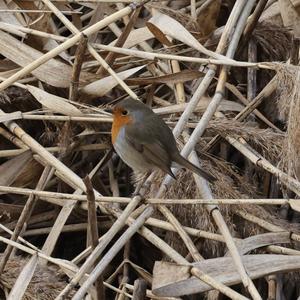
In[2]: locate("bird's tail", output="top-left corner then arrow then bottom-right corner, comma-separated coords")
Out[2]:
173,153 -> 216,183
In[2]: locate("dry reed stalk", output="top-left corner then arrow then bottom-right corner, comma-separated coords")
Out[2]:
239,0 -> 269,50
157,205 -> 204,262
224,82 -> 279,131
0,235 -> 78,272
203,76 -> 278,151
267,275 -> 276,300
0,224 -> 40,252
236,210 -> 300,242
0,21 -> 277,69
247,40 -> 257,101
20,114 -> 112,122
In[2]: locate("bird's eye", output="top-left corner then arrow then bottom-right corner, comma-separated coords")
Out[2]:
121,110 -> 128,116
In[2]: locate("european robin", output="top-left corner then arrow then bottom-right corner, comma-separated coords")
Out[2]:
110,98 -> 215,182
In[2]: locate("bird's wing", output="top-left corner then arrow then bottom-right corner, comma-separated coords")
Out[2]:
125,128 -> 175,178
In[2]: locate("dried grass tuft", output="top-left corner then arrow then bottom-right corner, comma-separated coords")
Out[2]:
0,255 -> 74,300
278,68 -> 300,182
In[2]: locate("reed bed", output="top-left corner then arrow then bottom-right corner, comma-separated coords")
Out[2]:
0,0 -> 300,299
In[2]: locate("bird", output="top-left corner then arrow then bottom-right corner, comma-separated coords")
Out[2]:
109,98 -> 216,183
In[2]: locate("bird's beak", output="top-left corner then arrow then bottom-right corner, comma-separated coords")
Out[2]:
104,107 -> 113,114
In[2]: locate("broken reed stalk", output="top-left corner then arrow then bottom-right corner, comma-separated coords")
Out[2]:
238,0 -> 269,51
132,279 -> 147,300
83,175 -> 105,299
226,136 -> 300,197
0,166 -> 52,273
69,35 -> 88,102
224,82 -> 279,131
0,3 -> 138,91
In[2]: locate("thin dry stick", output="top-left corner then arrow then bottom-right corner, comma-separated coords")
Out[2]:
0,165 -> 52,273
0,3 -> 138,91
238,0 -> 268,51
0,143 -> 110,158
84,175 -> 105,300
2,184 -> 300,207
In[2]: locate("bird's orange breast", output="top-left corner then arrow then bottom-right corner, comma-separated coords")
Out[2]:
111,110 -> 133,144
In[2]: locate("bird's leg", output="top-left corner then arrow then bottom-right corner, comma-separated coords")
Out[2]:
132,171 -> 150,196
